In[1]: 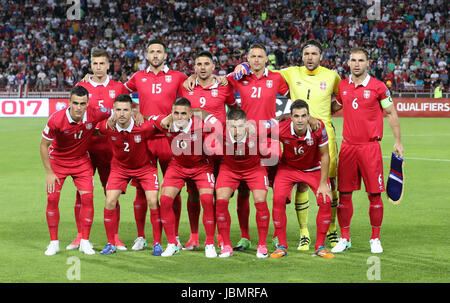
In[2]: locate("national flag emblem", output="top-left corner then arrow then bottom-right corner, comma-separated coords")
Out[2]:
306,138 -> 314,146
109,90 -> 116,99
320,81 -> 327,90
134,135 -> 141,143
364,90 -> 371,99
266,80 -> 273,88
211,89 -> 218,97
165,75 -> 172,83
86,123 -> 92,130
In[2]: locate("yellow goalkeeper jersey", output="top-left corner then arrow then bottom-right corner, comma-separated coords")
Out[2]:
276,65 -> 341,125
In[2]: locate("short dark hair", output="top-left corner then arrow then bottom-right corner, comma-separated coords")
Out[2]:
301,39 -> 323,55
147,38 -> 167,51
249,43 -> 267,54
173,97 -> 191,108
114,94 -> 133,105
290,99 -> 309,113
350,47 -> 369,60
227,108 -> 247,121
91,48 -> 109,60
70,86 -> 89,100
196,51 -> 214,61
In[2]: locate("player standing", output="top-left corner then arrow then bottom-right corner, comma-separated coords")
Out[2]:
40,86 -> 112,255
268,99 -> 334,259
214,108 -> 271,258
226,44 -> 289,251
153,98 -> 220,258
124,39 -> 188,250
67,48 -> 129,251
95,95 -> 162,255
331,48 -> 404,254
275,40 -> 341,251
179,51 -> 236,250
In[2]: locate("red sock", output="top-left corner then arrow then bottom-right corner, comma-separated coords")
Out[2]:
133,187 -> 147,238
114,202 -> 120,235
46,190 -> 61,241
104,208 -> 116,245
74,191 -> 82,234
79,192 -> 94,240
254,201 -> 270,246
150,208 -> 162,245
368,194 -> 383,239
215,199 -> 231,246
337,193 -> 353,240
272,195 -> 287,247
200,194 -> 215,245
173,194 -> 182,237
187,198 -> 201,235
159,195 -> 177,244
315,200 -> 332,250
237,192 -> 250,240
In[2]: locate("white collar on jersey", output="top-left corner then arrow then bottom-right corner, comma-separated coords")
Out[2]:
146,64 -> 170,74
250,68 -> 269,77
195,77 -> 219,89
116,118 -> 134,133
173,118 -> 192,134
88,75 -> 110,87
349,74 -> 371,87
290,121 -> 312,139
66,107 -> 87,124
228,129 -> 247,144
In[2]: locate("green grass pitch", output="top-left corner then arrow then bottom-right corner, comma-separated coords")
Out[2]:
0,117 -> 448,283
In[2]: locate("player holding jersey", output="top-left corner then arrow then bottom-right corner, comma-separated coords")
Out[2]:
275,40 -> 341,251
68,48 -> 129,251
332,48 -> 403,254
40,86 -> 112,256
124,39 -> 188,250
95,95 -> 163,256
268,99 -> 334,259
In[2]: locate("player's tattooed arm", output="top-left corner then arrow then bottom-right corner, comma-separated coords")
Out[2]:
160,114 -> 173,129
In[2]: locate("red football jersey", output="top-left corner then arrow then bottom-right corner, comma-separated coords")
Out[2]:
42,107 -> 112,160
96,119 -> 158,170
76,77 -> 129,153
76,77 -> 129,109
124,65 -> 188,116
154,115 -> 219,168
227,68 -> 289,121
219,129 -> 262,171
179,79 -> 236,125
272,119 -> 329,171
336,75 -> 390,144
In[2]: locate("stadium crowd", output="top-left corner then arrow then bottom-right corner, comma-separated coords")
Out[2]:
0,0 -> 448,92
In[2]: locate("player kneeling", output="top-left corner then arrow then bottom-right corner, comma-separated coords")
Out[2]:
269,100 -> 335,259
96,94 -> 163,256
214,108 -> 271,258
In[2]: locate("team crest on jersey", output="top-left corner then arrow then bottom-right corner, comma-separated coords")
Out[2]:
266,80 -> 273,88
141,78 -> 147,82
109,90 -> 116,99
111,136 -> 116,141
88,93 -> 92,98
283,140 -> 290,144
134,135 -> 141,143
306,138 -> 314,146
165,75 -> 172,83
211,89 -> 218,97
242,81 -> 249,85
188,91 -> 194,95
86,123 -> 92,130
343,91 -> 347,96
364,90 -> 371,99
320,81 -> 327,90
